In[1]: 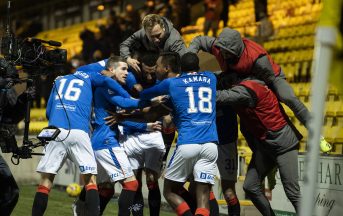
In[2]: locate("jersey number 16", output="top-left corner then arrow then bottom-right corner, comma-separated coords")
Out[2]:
186,87 -> 212,113
55,79 -> 84,101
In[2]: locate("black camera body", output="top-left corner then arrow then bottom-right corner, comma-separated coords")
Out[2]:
0,36 -> 67,88
0,0 -> 67,164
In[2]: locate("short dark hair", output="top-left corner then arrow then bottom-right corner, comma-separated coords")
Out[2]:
105,55 -> 126,70
138,51 -> 159,67
159,52 -> 181,73
181,52 -> 200,72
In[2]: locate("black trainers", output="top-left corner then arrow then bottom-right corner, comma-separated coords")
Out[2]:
72,198 -> 86,216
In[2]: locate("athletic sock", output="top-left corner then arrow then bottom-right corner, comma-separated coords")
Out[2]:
85,184 -> 100,216
79,186 -> 86,201
131,190 -> 144,216
227,196 -> 240,216
119,180 -> 138,216
32,185 -> 50,216
209,191 -> 219,216
195,207 -> 210,216
147,182 -> 161,216
177,187 -> 196,213
175,201 -> 193,216
98,187 -> 114,215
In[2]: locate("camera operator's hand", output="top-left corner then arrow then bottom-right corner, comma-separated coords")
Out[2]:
25,87 -> 36,100
17,86 -> 36,104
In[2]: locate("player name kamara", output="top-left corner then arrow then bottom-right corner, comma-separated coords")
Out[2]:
182,75 -> 211,85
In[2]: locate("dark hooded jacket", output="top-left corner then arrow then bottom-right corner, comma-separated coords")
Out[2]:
120,17 -> 186,59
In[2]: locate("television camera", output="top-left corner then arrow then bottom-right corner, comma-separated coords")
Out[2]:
0,1 -> 66,164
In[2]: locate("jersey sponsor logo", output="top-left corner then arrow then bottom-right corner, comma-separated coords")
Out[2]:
79,165 -> 96,172
108,89 -> 115,95
74,71 -> 90,79
200,172 -> 214,181
182,75 -> 211,85
109,172 -> 120,179
56,103 -> 76,111
191,120 -> 212,125
98,60 -> 106,67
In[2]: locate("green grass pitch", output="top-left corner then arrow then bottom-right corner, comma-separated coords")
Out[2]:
12,185 -> 175,216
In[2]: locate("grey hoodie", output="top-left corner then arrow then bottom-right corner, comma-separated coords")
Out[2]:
120,17 -> 186,59
214,28 -> 244,58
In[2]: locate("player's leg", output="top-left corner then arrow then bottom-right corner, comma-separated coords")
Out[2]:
145,168 -> 162,216
194,182 -> 212,216
163,144 -> 200,216
95,163 -> 115,215
258,69 -> 310,127
188,180 -> 218,215
32,173 -> 55,216
121,134 -> 145,215
276,148 -> 301,213
176,183 -> 196,213
144,143 -> 165,216
69,130 -> 99,216
163,179 -> 193,216
119,175 -> 139,216
32,131 -> 68,216
98,183 -> 115,215
193,142 -> 218,216
75,162 -> 113,216
81,174 -> 100,216
221,180 -> 239,216
131,169 -> 144,216
242,145 -> 276,216
95,146 -> 138,216
217,142 -> 240,216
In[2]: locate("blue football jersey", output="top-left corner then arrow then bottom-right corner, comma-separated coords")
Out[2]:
46,73 -> 94,133
91,86 -> 149,150
140,71 -> 218,145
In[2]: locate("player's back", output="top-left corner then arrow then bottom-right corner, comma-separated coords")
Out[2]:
169,71 -> 218,145
46,73 -> 93,133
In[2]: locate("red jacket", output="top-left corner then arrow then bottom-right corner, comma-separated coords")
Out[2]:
235,80 -> 287,140
212,38 -> 281,76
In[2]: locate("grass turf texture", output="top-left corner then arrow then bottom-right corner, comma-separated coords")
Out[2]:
12,185 -> 175,216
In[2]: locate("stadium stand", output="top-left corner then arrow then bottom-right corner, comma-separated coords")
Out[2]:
27,0 -> 342,173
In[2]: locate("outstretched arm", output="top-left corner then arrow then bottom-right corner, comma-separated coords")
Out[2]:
188,35 -> 216,54
216,86 -> 256,107
139,78 -> 171,100
90,73 -> 131,98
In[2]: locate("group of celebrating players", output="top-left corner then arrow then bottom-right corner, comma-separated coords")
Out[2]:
31,14 -> 330,216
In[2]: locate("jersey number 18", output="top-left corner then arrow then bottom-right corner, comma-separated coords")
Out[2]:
185,87 -> 212,113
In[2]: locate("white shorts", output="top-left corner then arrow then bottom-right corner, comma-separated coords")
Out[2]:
121,131 -> 165,173
217,142 -> 238,181
165,143 -> 218,185
95,147 -> 134,183
36,129 -> 97,175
